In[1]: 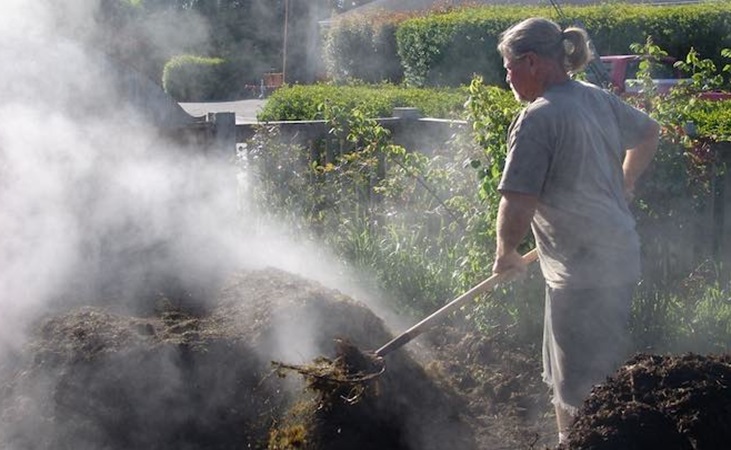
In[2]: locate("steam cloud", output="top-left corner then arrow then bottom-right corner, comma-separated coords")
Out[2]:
0,0 -> 218,338
0,0 -> 391,370
0,2 -> 479,448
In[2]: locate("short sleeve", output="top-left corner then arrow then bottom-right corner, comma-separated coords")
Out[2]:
498,110 -> 552,196
608,94 -> 655,150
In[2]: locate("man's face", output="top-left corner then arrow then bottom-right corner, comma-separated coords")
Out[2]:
504,53 -> 539,103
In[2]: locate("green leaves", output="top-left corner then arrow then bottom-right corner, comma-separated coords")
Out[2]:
259,84 -> 467,122
247,74 -> 731,349
464,76 -> 520,208
324,14 -> 405,84
161,54 -> 227,101
394,2 -> 731,90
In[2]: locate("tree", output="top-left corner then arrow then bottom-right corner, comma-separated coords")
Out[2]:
93,0 -> 355,98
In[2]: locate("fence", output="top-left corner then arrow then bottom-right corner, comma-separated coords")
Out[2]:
176,109 -> 731,285
171,107 -> 465,155
234,107 -> 466,155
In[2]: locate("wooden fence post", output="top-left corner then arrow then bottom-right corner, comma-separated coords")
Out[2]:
712,142 -> 731,283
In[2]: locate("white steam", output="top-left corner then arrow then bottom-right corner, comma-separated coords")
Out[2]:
0,2 -> 459,448
0,0 -> 399,365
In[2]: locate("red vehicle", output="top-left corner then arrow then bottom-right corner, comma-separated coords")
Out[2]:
586,55 -> 731,100
595,55 -> 681,94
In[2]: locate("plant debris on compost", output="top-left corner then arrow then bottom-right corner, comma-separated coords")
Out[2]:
272,338 -> 385,404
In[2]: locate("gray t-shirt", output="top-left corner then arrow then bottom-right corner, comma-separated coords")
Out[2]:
499,80 -> 653,288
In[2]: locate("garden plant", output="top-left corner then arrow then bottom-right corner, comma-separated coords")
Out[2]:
242,42 -> 731,354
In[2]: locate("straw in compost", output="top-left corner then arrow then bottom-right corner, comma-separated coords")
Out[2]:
272,338 -> 384,403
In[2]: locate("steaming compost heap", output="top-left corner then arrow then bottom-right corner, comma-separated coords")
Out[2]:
1,266 -> 730,449
0,268 -> 475,450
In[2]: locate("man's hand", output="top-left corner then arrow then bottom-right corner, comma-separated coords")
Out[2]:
493,248 -> 529,281
494,190 -> 538,281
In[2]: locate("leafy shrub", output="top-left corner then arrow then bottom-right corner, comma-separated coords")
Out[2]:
323,13 -> 407,84
684,100 -> 731,140
323,3 -> 472,84
245,83 -> 545,342
258,83 -> 469,121
397,6 -> 523,87
396,3 -> 731,87
162,54 -> 227,102
243,107 -> 465,316
244,48 -> 731,348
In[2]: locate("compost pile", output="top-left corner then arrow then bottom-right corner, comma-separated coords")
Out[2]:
560,353 -> 731,450
1,266 -> 729,449
0,268 -> 475,450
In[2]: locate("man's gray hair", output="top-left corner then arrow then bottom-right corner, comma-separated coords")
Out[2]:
498,17 -> 591,74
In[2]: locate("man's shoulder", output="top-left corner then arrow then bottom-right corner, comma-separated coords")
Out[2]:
545,79 -> 612,99
534,80 -> 618,114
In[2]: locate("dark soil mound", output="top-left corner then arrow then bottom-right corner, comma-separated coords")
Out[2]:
562,353 -> 731,450
6,266 -> 729,450
0,268 -> 475,450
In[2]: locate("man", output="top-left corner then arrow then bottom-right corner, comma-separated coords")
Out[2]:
491,17 -> 660,444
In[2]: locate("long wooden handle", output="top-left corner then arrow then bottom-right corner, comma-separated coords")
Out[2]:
375,248 -> 538,358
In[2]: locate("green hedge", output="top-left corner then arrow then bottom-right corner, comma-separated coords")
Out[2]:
686,100 -> 731,139
257,83 -> 469,121
323,14 -> 406,84
568,3 -> 731,70
395,3 -> 731,87
162,54 -> 227,102
397,7 -> 524,88
257,82 -> 731,138
322,6 -> 465,84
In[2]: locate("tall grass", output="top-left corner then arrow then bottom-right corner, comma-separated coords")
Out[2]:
633,259 -> 731,354
241,95 -> 548,345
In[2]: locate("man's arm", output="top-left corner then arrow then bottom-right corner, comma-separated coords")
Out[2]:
623,119 -> 660,201
493,191 -> 539,274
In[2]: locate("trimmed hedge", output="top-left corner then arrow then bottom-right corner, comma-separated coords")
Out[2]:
394,3 -> 731,87
257,82 -> 731,138
162,54 -> 227,102
326,3 -> 731,88
158,4 -> 731,97
397,7 -> 522,88
257,83 -> 469,121
323,13 -> 407,84
322,5 -> 463,84
686,100 -> 731,140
